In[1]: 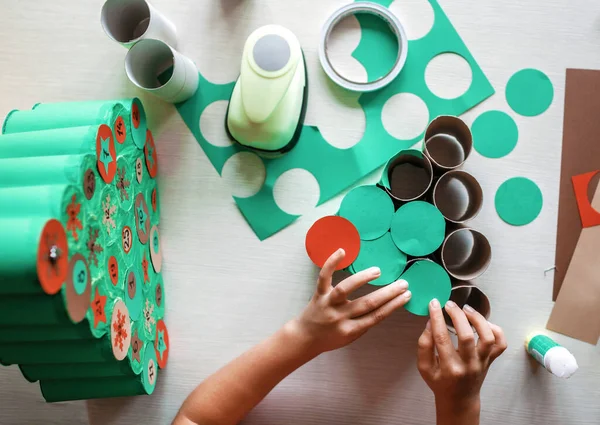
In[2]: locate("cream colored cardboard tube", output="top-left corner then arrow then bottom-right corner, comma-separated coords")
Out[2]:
433,170 -> 483,223
125,39 -> 199,103
424,116 -> 472,172
101,0 -> 177,48
444,284 -> 491,332
380,149 -> 433,202
441,228 -> 491,281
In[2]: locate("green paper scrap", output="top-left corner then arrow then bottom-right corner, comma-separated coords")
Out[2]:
402,260 -> 451,316
20,360 -> 137,383
506,68 -> 554,117
353,11 -> 398,82
349,232 -> 407,286
495,177 -> 543,226
390,201 -> 445,256
338,185 -> 394,241
175,0 -> 494,240
472,110 -> 518,159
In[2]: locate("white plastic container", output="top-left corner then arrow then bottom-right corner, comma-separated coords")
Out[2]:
525,333 -> 578,379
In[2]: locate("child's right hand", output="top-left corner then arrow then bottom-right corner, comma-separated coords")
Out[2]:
417,299 -> 507,425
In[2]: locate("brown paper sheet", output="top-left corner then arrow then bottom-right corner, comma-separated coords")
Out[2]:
553,69 -> 600,300
547,181 -> 600,344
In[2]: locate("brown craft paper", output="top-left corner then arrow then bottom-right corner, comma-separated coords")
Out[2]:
433,170 -> 483,223
547,181 -> 600,344
423,116 -> 472,172
553,69 -> 600,300
440,228 -> 491,281
444,284 -> 491,332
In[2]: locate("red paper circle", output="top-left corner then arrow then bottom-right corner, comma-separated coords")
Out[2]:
154,320 -> 169,369
305,216 -> 360,270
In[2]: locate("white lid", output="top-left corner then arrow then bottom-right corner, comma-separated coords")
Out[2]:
546,347 -> 578,379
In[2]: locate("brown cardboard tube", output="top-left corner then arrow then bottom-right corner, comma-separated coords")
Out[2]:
444,284 -> 491,331
441,228 -> 491,281
381,149 -> 433,202
424,116 -> 472,171
433,170 -> 483,223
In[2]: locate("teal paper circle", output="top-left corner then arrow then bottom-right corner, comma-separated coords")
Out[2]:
125,269 -> 143,320
402,260 -> 451,316
338,185 -> 394,241
495,177 -> 543,226
72,259 -> 88,295
472,110 -> 519,159
506,69 -> 554,117
349,232 -> 407,286
390,201 -> 445,256
142,342 -> 158,395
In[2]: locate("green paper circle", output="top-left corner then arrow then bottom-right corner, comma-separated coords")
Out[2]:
472,110 -> 519,159
390,201 -> 445,256
142,342 -> 158,395
506,69 -> 554,117
350,232 -> 407,286
495,177 -> 543,226
339,185 -> 394,241
402,260 -> 451,316
72,259 -> 88,295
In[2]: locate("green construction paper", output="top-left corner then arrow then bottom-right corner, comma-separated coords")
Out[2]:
0,322 -> 94,343
0,293 -> 71,327
338,185 -> 394,240
0,217 -> 48,285
506,68 -> 554,117
349,232 -> 407,286
390,201 -> 445,256
495,177 -> 543,226
0,126 -> 98,159
20,359 -> 136,383
353,11 -> 398,82
402,260 -> 451,316
0,154 -> 88,188
40,375 -> 149,402
175,0 -> 494,240
472,110 -> 518,158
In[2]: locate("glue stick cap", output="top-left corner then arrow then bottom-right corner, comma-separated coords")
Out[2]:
546,346 -> 578,379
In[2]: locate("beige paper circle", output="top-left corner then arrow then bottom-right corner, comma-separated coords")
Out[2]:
111,300 -> 132,361
65,253 -> 92,323
136,157 -> 144,184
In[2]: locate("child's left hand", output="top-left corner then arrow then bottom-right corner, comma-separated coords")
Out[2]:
286,248 -> 411,356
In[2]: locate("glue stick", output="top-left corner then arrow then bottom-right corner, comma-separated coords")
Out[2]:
525,333 -> 578,378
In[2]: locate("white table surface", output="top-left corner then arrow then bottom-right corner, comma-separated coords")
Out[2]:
1,0 -> 600,424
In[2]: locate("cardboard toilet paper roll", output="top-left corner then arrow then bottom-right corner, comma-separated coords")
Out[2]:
433,170 -> 483,223
101,0 -> 177,48
441,228 -> 491,281
0,126 -> 100,159
380,149 -> 433,202
444,284 -> 491,331
0,322 -> 93,344
125,39 -> 199,103
20,358 -> 137,383
423,116 -> 472,172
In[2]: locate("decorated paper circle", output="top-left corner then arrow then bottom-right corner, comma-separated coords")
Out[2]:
95,124 -> 117,183
495,177 -> 543,226
135,157 -> 144,184
472,110 -> 518,159
108,255 -> 119,286
114,116 -> 127,144
115,157 -> 134,211
390,201 -> 445,256
305,216 -> 360,270
122,225 -> 133,254
142,343 -> 158,394
91,286 -> 108,333
151,187 -> 158,212
83,168 -> 96,201
65,253 -> 92,323
149,226 -> 162,273
135,193 -> 151,244
130,98 -> 147,149
338,185 -> 394,241
402,260 -> 451,316
155,278 -> 164,309
350,232 -> 407,286
125,269 -> 143,320
155,319 -> 169,369
37,219 -> 69,295
128,326 -> 144,375
142,295 -> 157,341
144,130 -> 158,179
506,68 -> 554,117
111,300 -> 132,361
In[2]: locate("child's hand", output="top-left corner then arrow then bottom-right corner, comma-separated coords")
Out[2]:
417,299 -> 507,425
287,248 -> 411,356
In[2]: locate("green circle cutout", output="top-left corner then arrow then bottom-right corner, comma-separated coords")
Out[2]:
390,201 -> 445,256
339,185 -> 394,240
472,110 -> 519,159
495,177 -> 543,226
350,232 -> 407,286
506,69 -> 554,117
72,259 -> 88,295
402,260 -> 451,316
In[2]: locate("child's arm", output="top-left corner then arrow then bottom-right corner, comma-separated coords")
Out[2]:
417,299 -> 507,425
172,248 -> 412,425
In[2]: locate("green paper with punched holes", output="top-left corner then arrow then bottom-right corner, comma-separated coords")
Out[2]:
390,201 -> 445,256
338,185 -> 394,240
402,260 -> 451,316
506,69 -> 554,117
175,0 -> 494,240
495,177 -> 543,226
349,232 -> 407,286
472,110 -> 519,159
